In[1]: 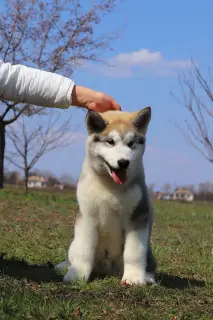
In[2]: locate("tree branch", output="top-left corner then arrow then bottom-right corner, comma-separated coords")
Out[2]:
172,60 -> 213,163
3,104 -> 29,125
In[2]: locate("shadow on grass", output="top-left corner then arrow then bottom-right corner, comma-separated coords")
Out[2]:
0,254 -> 206,290
0,254 -> 62,283
157,272 -> 206,290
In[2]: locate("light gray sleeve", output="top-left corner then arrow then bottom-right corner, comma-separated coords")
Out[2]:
0,60 -> 75,109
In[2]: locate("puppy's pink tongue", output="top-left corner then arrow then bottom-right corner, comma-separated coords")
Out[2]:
111,171 -> 125,184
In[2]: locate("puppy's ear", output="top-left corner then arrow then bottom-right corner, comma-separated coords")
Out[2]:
86,111 -> 108,134
132,107 -> 151,134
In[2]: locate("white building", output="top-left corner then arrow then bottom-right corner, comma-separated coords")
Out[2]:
27,175 -> 47,188
173,188 -> 194,202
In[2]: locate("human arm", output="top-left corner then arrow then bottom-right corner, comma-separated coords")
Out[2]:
0,60 -> 120,112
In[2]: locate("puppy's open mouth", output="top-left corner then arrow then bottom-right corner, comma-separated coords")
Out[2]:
106,164 -> 127,185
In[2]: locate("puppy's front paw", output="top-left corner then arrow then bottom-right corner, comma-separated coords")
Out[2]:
63,264 -> 90,283
121,269 -> 146,286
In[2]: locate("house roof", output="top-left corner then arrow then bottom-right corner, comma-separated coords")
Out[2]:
174,188 -> 193,195
28,175 -> 47,182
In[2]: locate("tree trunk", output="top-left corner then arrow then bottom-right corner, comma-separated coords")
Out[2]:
24,166 -> 29,193
0,121 -> 5,189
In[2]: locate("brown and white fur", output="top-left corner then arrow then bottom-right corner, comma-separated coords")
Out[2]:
56,107 -> 157,285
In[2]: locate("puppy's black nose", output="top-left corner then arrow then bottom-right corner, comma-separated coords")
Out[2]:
117,159 -> 129,170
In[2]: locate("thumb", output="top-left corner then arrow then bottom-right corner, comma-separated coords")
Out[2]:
110,99 -> 121,111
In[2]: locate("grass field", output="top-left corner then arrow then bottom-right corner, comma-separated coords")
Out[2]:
0,189 -> 212,319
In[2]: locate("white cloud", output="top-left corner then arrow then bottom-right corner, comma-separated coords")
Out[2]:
90,49 -> 192,78
63,131 -> 86,144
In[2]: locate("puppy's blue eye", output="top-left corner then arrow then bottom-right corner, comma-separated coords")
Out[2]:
128,140 -> 134,148
107,139 -> 115,146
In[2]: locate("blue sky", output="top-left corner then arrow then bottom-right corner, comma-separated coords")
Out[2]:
4,0 -> 213,189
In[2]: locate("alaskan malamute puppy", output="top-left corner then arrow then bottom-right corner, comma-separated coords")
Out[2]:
57,107 -> 157,285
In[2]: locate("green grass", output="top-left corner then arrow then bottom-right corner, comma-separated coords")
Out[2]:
0,189 -> 212,319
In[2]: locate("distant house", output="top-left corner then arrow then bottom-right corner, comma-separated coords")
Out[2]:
154,192 -> 173,200
173,188 -> 194,202
162,194 -> 173,200
153,191 -> 163,200
28,175 -> 47,188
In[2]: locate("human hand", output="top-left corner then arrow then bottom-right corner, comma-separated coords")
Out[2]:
71,85 -> 121,112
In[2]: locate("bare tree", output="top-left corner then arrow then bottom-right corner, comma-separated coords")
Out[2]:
198,181 -> 213,196
0,0 -> 120,188
162,183 -> 172,194
148,183 -> 155,196
60,174 -> 77,187
171,59 -> 213,163
6,112 -> 74,192
4,170 -> 20,186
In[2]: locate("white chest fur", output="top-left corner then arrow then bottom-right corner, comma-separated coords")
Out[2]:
77,171 -> 142,226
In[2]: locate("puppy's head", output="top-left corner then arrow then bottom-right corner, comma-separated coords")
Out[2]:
85,107 -> 151,184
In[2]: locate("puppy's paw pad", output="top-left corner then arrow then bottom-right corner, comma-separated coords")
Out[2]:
120,280 -> 131,286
